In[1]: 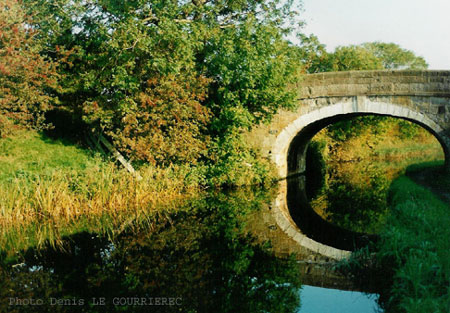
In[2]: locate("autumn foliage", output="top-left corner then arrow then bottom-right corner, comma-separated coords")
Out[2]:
0,0 -> 58,131
15,0 -> 301,172
112,74 -> 211,166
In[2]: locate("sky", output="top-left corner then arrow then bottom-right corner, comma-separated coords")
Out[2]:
298,0 -> 450,69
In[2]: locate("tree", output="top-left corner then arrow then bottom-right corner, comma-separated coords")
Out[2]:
331,45 -> 384,71
202,10 -> 302,133
361,42 -> 428,69
298,39 -> 428,73
22,0 -> 303,166
297,34 -> 333,73
0,0 -> 59,130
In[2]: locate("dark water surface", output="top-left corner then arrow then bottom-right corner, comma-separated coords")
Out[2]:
0,191 -> 300,313
0,186 -> 383,313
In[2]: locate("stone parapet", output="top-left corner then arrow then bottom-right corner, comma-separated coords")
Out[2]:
298,70 -> 450,99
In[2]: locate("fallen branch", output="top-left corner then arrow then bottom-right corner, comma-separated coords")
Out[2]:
93,133 -> 143,181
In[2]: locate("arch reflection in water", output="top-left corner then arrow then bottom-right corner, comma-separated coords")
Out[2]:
280,114 -> 445,253
286,175 -> 377,251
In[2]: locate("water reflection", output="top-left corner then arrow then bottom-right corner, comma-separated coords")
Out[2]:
0,191 -> 303,313
287,175 -> 377,251
307,160 -> 392,235
0,171 -> 392,313
304,139 -> 444,235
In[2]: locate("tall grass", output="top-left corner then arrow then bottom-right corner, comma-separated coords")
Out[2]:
0,129 -> 203,253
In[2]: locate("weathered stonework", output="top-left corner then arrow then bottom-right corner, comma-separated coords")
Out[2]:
247,70 -> 450,178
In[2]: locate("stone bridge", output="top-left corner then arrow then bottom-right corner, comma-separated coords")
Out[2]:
248,70 -> 450,178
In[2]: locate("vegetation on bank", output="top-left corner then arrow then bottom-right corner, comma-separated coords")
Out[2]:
1,0 -> 302,175
0,125 -> 279,252
339,162 -> 449,313
383,170 -> 449,313
0,128 -> 199,252
307,116 -> 444,234
0,0 -> 294,252
311,116 -> 444,171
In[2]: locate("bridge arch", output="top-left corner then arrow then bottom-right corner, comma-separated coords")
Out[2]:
244,70 -> 450,178
245,70 -> 450,259
272,99 -> 450,177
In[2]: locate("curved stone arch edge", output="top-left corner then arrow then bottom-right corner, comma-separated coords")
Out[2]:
271,99 -> 449,178
271,182 -> 351,260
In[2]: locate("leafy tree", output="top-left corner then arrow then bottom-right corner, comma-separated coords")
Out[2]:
298,40 -> 428,73
0,0 -> 60,130
21,0 -> 214,164
331,45 -> 384,71
21,0 -> 303,167
361,42 -> 428,69
116,74 -> 211,166
296,34 -> 333,73
203,12 -> 302,133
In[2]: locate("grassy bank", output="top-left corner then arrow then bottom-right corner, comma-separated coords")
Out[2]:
380,167 -> 449,312
0,129 -> 204,253
340,162 -> 449,313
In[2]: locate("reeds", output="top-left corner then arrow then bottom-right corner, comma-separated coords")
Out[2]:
0,163 -> 202,253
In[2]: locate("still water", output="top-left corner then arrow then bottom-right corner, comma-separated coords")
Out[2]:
15,138 -> 444,312
0,182 -> 383,313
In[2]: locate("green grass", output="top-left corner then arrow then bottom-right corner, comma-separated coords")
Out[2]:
378,172 -> 450,313
0,129 -> 104,182
0,129 -> 203,253
338,162 -> 449,313
337,162 -> 449,312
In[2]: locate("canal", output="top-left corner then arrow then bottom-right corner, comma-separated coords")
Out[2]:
1,118 -> 445,312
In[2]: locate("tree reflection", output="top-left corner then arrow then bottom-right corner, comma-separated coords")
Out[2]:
323,170 -> 389,234
307,155 -> 391,234
0,191 -> 302,313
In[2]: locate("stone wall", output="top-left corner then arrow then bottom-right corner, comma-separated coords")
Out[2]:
246,70 -> 450,178
297,70 -> 450,98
